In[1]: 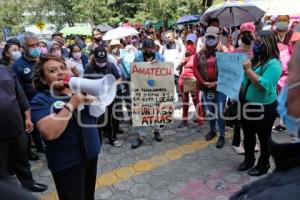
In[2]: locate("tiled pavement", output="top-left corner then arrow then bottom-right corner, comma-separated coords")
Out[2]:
19,108 -> 290,200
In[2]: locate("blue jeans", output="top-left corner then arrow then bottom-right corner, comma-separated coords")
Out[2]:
203,91 -> 227,137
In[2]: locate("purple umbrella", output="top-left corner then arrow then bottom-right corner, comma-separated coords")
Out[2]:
176,15 -> 201,24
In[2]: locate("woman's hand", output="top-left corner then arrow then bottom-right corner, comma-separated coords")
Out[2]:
243,59 -> 252,72
203,82 -> 211,88
180,58 -> 189,67
69,93 -> 97,108
207,82 -> 217,89
151,59 -> 159,64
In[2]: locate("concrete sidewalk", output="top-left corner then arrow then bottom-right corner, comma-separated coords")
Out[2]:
24,109 -> 291,200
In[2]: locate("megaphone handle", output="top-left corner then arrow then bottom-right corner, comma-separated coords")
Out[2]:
78,105 -> 84,111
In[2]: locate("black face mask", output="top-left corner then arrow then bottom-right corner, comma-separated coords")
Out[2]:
143,52 -> 155,59
94,37 -> 101,42
241,35 -> 253,46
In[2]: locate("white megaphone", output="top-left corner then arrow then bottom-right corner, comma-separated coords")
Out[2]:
63,74 -> 117,117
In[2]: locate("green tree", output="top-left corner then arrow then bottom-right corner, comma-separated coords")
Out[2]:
0,0 -> 27,35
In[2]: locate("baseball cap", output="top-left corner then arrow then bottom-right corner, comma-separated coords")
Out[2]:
240,22 -> 255,34
6,37 -> 20,46
186,33 -> 197,43
205,26 -> 220,38
93,46 -> 107,63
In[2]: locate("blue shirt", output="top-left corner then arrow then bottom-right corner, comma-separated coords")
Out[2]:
12,55 -> 37,101
134,51 -> 164,62
31,91 -> 101,172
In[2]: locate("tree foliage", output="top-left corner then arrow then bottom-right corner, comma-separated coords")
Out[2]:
0,0 -> 217,36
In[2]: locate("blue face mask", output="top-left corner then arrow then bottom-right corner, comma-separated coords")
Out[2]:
276,21 -> 289,31
277,81 -> 300,137
252,42 -> 266,57
205,37 -> 218,48
28,48 -> 41,58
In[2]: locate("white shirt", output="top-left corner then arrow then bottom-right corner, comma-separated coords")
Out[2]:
69,58 -> 84,77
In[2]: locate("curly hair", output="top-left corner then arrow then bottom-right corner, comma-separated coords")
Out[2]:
33,54 -> 66,91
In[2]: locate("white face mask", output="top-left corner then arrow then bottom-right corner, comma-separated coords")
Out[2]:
238,39 -> 246,49
52,50 -> 62,58
11,51 -> 22,61
72,52 -> 82,60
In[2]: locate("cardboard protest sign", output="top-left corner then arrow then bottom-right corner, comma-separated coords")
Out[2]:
120,48 -> 136,79
130,62 -> 174,127
216,52 -> 247,100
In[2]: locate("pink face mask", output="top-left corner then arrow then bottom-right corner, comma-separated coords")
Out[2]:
40,47 -> 48,55
72,52 -> 82,60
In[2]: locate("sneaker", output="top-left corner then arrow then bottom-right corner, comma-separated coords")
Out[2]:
216,137 -> 225,149
272,125 -> 287,133
154,131 -> 162,142
233,145 -> 245,155
205,131 -> 216,141
254,143 -> 260,152
131,138 -> 144,149
112,140 -> 123,147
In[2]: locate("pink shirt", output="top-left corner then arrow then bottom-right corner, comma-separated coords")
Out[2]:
181,54 -> 197,78
277,43 -> 290,91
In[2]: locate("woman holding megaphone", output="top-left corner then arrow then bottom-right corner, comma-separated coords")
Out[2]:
30,55 -> 101,200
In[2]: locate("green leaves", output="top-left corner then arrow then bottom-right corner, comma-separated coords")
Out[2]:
0,0 -> 215,36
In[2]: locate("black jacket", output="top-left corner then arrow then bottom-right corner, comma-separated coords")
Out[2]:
0,65 -> 30,138
230,139 -> 300,200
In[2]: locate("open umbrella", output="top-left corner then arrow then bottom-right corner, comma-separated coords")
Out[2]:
253,0 -> 300,16
103,27 -> 139,41
176,15 -> 201,24
200,0 -> 265,27
59,26 -> 92,36
96,24 -> 113,32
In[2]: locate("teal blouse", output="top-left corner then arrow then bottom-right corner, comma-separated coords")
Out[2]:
242,58 -> 282,104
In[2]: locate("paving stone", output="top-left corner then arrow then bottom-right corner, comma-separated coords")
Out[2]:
95,187 -> 113,199
119,157 -> 138,167
130,183 -> 153,198
148,189 -> 174,200
132,173 -> 152,183
111,191 -> 134,200
162,129 -> 177,136
148,175 -> 170,189
168,169 -> 192,181
105,154 -> 123,163
33,116 -> 292,200
113,179 -> 135,191
167,181 -> 186,194
181,162 -> 203,175
101,162 -> 120,173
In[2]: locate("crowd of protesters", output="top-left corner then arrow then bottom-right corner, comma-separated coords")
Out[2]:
0,14 -> 300,199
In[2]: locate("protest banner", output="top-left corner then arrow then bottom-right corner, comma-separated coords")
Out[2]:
131,62 -> 174,127
120,48 -> 136,79
216,52 -> 247,100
